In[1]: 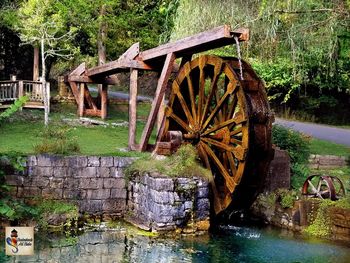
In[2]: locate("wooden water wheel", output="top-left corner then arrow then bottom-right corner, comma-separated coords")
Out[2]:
161,55 -> 273,214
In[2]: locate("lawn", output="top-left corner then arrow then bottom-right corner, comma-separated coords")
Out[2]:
0,102 -> 154,156
309,138 -> 350,157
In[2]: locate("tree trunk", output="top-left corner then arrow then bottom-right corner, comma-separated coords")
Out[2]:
98,4 -> 107,66
97,4 -> 107,111
33,46 -> 39,81
41,38 -> 49,126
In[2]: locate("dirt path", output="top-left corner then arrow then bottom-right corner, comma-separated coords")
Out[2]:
275,118 -> 350,146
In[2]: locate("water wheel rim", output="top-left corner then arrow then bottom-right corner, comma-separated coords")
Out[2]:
162,55 -> 249,214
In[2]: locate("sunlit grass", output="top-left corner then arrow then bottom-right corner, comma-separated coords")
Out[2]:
309,138 -> 350,157
0,102 -> 154,156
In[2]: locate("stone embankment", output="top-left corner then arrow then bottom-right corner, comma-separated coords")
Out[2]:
3,155 -> 210,233
309,154 -> 348,169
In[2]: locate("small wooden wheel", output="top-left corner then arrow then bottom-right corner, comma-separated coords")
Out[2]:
329,176 -> 346,200
162,55 -> 249,214
302,175 -> 339,200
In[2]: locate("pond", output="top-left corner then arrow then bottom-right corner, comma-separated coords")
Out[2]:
2,223 -> 350,263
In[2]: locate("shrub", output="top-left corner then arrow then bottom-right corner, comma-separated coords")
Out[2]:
0,96 -> 28,124
276,188 -> 298,209
272,125 -> 311,189
34,124 -> 80,155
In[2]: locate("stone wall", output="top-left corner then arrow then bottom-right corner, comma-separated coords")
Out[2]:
250,197 -> 350,241
4,155 -> 134,219
3,155 -> 210,232
309,154 -> 348,169
127,172 -> 210,233
264,148 -> 290,192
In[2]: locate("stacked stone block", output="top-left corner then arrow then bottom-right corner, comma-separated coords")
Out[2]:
5,155 -> 135,218
127,173 -> 210,233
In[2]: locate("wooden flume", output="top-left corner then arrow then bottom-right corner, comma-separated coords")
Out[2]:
67,25 -> 273,215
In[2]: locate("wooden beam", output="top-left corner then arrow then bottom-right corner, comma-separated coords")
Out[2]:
128,69 -> 138,150
140,25 -> 249,62
68,75 -> 119,85
139,53 -> 176,151
119,42 -> 139,61
78,83 -> 84,117
68,81 -> 80,104
100,84 -> 108,119
86,59 -> 153,77
69,62 -> 86,76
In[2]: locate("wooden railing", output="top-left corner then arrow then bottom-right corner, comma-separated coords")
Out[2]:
0,80 -> 49,109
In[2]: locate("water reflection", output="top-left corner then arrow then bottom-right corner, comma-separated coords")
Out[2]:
2,224 -> 350,263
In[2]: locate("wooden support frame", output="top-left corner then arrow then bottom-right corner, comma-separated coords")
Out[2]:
66,25 -> 251,152
139,53 -> 176,151
128,69 -> 138,150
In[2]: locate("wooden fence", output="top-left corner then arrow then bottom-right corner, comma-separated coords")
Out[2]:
0,80 -> 49,109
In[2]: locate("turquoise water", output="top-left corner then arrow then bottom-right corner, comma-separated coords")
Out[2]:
2,225 -> 350,263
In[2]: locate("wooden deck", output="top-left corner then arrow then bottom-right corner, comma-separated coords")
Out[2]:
0,80 -> 48,109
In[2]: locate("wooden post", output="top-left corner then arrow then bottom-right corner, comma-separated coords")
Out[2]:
18,81 -> 23,97
33,46 -> 39,81
129,68 -> 138,150
101,84 -> 108,119
157,95 -> 165,134
78,83 -> 85,117
139,53 -> 176,151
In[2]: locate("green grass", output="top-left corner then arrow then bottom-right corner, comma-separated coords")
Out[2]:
0,102 -> 154,156
309,138 -> 350,157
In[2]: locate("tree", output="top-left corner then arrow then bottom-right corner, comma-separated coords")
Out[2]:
15,0 -> 78,126
171,0 -> 350,124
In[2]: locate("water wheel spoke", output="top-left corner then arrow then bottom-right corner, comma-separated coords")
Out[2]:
173,81 -> 195,125
226,152 -> 237,177
202,137 -> 246,161
230,138 -> 243,146
230,127 -> 243,136
202,115 -> 246,137
184,63 -> 197,122
197,56 -> 207,123
201,142 -> 236,193
200,71 -> 220,127
165,107 -> 193,132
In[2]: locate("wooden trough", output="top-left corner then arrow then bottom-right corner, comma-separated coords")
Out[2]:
67,25 -> 274,214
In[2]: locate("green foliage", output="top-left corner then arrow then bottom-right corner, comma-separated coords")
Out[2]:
0,96 -> 28,123
125,144 -> 211,180
272,125 -> 311,189
273,125 -> 311,164
33,124 -> 80,155
309,138 -> 350,157
171,0 -> 350,125
0,197 -> 38,221
276,188 -> 298,209
304,199 -> 334,238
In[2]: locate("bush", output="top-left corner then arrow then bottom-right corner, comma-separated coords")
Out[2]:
34,125 -> 80,155
272,125 -> 311,189
276,188 -> 298,209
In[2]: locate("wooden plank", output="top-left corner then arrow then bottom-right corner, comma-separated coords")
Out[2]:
78,83 -> 85,117
139,53 -> 176,151
100,84 -> 108,119
68,75 -> 119,85
69,62 -> 86,76
84,84 -> 97,110
86,59 -> 153,77
119,42 -> 139,61
85,109 -> 102,116
68,81 -> 80,104
128,69 -> 138,150
140,25 -> 249,62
